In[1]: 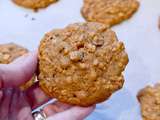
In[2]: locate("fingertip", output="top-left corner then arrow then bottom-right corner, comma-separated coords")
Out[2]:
73,105 -> 95,115
31,49 -> 38,55
43,105 -> 57,117
11,51 -> 37,66
68,105 -> 95,120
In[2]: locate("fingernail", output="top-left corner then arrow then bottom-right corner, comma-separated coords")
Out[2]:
22,53 -> 30,57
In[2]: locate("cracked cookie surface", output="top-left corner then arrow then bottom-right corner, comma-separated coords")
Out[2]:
38,22 -> 129,106
81,0 -> 139,27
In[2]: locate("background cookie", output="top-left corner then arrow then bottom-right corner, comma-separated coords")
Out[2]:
137,84 -> 160,120
0,43 -> 35,90
81,0 -> 139,27
12,0 -> 58,10
38,22 -> 129,106
0,43 -> 28,64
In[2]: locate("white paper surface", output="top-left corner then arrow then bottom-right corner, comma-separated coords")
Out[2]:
0,0 -> 160,120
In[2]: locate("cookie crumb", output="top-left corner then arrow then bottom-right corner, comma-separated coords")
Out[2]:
31,17 -> 36,21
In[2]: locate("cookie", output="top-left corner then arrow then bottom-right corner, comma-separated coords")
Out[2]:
38,22 -> 129,106
12,0 -> 58,10
137,84 -> 160,120
0,43 -> 35,90
81,0 -> 139,27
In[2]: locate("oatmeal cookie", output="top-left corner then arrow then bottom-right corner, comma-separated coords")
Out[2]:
137,84 -> 160,120
81,0 -> 139,27
38,22 -> 129,106
12,0 -> 58,10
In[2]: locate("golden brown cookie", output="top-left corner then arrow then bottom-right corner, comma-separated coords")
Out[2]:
81,0 -> 139,27
12,0 -> 58,10
38,22 -> 129,106
0,43 -> 35,90
137,84 -> 160,120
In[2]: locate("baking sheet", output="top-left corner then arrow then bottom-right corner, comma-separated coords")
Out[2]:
0,0 -> 160,120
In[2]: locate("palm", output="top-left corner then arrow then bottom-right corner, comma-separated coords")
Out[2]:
0,87 -> 72,120
0,86 -> 93,120
0,88 -> 33,120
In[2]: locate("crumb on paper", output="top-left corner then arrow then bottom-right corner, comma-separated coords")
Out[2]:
24,14 -> 36,21
31,17 -> 36,21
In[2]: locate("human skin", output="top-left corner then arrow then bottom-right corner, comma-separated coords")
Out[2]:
0,52 -> 95,120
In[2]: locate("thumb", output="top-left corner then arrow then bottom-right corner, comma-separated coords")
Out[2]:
0,51 -> 37,88
47,106 -> 95,120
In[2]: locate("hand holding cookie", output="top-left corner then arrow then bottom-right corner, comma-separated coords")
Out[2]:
0,51 -> 94,120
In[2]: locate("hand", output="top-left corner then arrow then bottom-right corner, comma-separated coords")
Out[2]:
0,52 -> 95,120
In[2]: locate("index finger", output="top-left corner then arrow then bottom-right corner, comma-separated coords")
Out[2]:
0,51 -> 37,88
